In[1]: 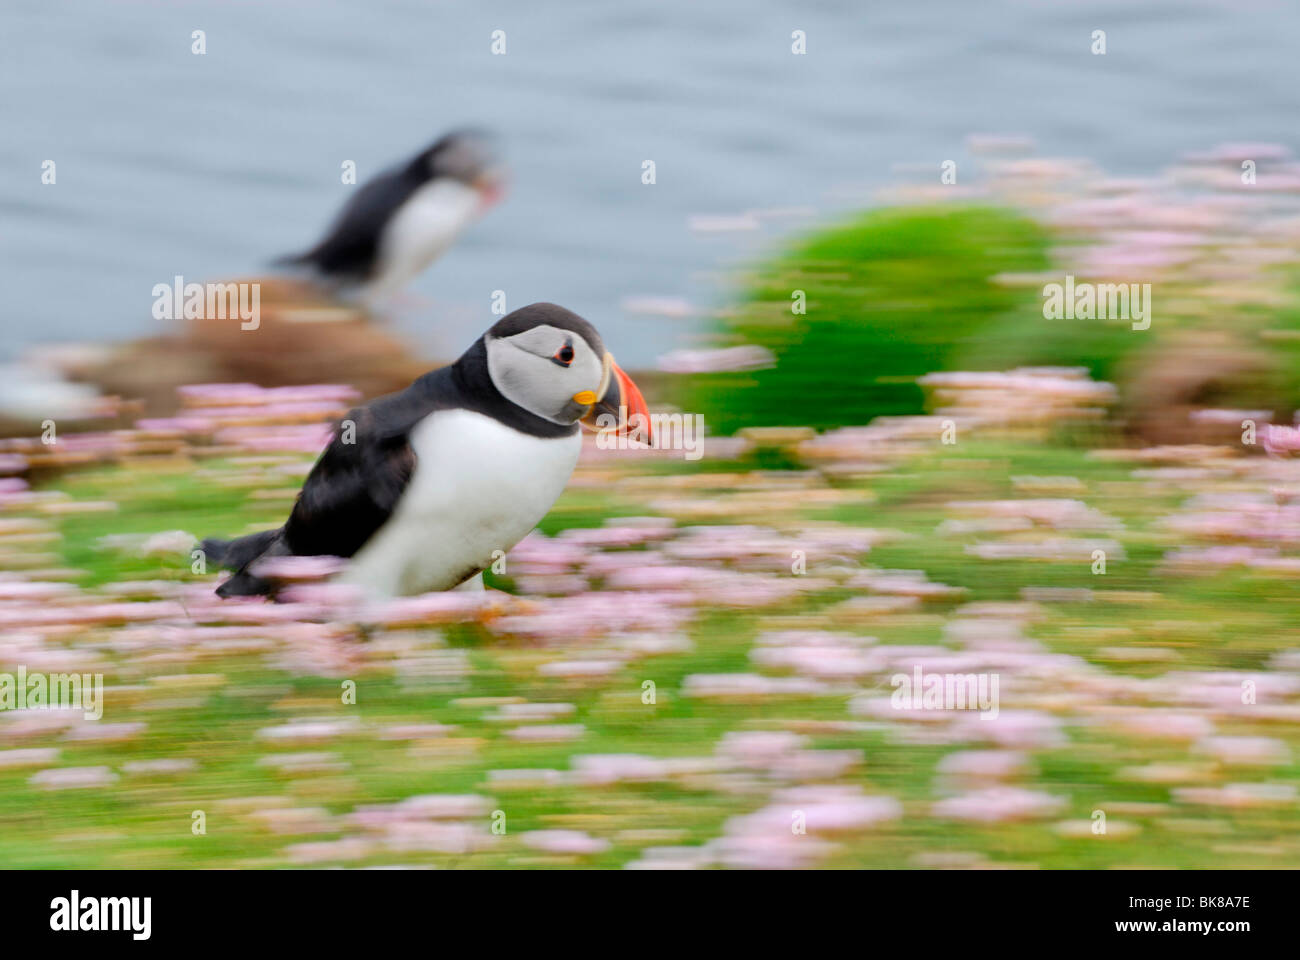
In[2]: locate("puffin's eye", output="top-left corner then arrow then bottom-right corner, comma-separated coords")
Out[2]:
553,343 -> 575,367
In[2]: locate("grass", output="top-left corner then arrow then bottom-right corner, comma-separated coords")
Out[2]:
2,418 -> 1298,869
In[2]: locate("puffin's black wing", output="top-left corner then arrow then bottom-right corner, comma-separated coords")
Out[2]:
277,166 -> 418,281
283,376 -> 440,558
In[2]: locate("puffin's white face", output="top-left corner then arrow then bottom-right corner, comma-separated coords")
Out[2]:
428,133 -> 496,183
485,323 -> 610,425
425,132 -> 507,208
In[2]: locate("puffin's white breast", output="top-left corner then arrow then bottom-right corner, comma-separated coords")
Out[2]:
370,179 -> 480,300
341,408 -> 581,598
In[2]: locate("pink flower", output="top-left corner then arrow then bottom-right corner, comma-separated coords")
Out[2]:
933,787 -> 1065,822
29,766 -> 119,790
520,830 -> 610,855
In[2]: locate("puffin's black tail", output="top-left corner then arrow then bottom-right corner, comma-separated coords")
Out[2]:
201,528 -> 287,598
201,529 -> 279,570
270,250 -> 316,271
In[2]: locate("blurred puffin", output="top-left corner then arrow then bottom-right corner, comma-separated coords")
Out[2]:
202,303 -> 650,599
276,129 -> 505,303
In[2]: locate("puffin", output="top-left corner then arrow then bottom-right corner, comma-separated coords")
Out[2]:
275,129 -> 505,304
201,303 -> 650,599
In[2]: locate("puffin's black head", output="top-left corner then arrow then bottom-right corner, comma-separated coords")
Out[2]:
411,129 -> 506,205
480,303 -> 650,438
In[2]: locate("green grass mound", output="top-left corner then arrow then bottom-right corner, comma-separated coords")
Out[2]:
680,206 -> 1056,434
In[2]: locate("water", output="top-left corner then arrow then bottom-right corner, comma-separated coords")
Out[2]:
3,0 -> 1298,367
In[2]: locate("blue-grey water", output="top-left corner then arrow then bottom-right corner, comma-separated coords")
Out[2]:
3,0 -> 1298,367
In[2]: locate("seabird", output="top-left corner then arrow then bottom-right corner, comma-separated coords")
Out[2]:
275,129 -> 505,304
202,303 -> 650,599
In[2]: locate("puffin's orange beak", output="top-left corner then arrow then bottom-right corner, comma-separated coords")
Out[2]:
581,356 -> 651,444
474,170 -> 507,210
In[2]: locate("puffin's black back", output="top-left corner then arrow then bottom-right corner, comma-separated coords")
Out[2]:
275,165 -> 426,282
